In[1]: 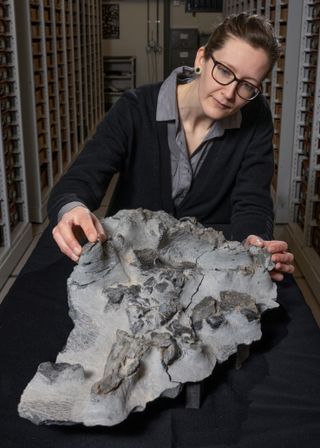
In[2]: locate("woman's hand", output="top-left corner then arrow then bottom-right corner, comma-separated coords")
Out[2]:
245,235 -> 295,282
52,206 -> 107,262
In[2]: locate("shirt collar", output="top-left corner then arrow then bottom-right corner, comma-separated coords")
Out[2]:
156,66 -> 242,132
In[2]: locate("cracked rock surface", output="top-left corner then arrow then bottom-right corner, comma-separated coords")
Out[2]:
18,209 -> 278,426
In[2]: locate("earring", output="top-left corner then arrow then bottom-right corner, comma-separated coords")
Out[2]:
195,66 -> 202,75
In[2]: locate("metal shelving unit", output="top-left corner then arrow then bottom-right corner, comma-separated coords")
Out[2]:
103,56 -> 136,112
0,0 -> 33,289
72,0 -> 84,145
224,0 -> 320,302
285,0 -> 320,296
289,1 -> 320,241
0,0 -> 103,288
268,1 -> 287,190
224,1 -> 289,194
14,0 -> 104,223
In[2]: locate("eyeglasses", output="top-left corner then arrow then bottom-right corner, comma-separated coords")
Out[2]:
210,55 -> 262,101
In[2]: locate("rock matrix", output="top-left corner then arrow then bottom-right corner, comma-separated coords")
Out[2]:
18,209 -> 277,426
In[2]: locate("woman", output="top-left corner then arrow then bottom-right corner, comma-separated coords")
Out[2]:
48,13 -> 294,281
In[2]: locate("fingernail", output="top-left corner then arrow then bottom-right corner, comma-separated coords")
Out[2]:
73,247 -> 81,256
71,253 -> 79,262
88,233 -> 97,242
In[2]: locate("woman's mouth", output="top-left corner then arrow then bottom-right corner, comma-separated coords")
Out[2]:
212,97 -> 232,109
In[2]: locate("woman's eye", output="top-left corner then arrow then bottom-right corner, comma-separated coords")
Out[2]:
242,82 -> 255,93
217,64 -> 232,77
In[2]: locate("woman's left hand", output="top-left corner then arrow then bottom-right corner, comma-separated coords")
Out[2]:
245,235 -> 295,282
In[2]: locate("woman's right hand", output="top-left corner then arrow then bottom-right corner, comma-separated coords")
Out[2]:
52,206 -> 107,262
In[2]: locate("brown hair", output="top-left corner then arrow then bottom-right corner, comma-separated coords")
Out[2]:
204,13 -> 281,71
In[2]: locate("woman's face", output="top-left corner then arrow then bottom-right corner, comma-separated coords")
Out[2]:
194,36 -> 270,120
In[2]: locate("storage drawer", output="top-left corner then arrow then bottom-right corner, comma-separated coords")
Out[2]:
170,28 -> 199,49
171,48 -> 197,69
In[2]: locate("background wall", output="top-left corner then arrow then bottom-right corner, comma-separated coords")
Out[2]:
102,0 -> 223,86
170,1 -> 223,37
102,0 -> 164,86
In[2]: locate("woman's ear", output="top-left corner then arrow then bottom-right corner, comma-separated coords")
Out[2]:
194,46 -> 206,69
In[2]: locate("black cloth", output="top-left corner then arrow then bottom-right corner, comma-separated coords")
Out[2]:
1,224 -> 320,448
48,84 -> 274,242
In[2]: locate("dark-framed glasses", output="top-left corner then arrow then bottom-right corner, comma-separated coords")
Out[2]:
210,55 -> 261,101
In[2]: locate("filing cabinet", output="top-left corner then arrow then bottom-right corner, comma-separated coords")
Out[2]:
170,28 -> 199,70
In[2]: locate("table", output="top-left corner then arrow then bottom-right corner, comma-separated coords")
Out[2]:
1,224 -> 320,448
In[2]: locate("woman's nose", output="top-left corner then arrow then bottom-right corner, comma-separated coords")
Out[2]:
222,81 -> 238,100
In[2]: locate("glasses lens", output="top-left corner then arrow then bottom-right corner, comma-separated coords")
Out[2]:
212,63 -> 234,85
237,82 -> 259,100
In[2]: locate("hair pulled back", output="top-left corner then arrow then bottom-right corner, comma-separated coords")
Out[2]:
204,13 -> 281,71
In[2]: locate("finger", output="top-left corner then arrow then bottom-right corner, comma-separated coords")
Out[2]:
245,234 -> 264,247
270,271 -> 284,282
92,215 -> 107,241
52,226 -> 80,262
57,219 -> 83,257
271,252 -> 294,265
74,211 -> 99,243
264,240 -> 288,253
273,262 -> 295,274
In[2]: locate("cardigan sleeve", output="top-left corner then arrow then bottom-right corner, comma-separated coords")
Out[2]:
47,93 -> 134,225
230,98 -> 275,242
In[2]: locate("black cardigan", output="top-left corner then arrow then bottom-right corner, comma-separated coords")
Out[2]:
48,82 -> 274,242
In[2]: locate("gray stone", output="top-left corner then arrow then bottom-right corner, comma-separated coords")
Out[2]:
18,208 -> 277,427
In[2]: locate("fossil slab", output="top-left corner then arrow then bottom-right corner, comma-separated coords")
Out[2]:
18,209 -> 277,426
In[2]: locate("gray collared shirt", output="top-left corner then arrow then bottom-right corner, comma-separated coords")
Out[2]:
156,66 -> 242,206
